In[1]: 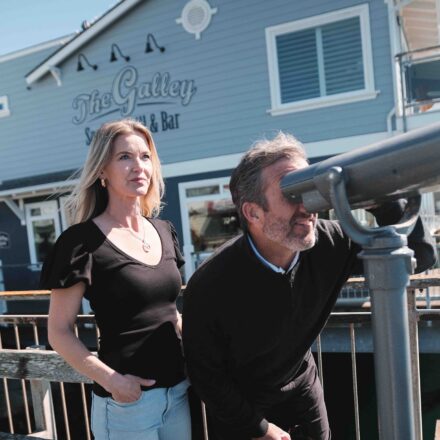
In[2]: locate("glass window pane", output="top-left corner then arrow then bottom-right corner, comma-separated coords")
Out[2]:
322,17 -> 364,95
30,208 -> 41,216
188,199 -> 241,254
32,219 -> 56,263
277,28 -> 320,103
186,185 -> 220,197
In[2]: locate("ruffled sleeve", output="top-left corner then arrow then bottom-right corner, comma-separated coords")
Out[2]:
39,223 -> 93,295
167,221 -> 185,269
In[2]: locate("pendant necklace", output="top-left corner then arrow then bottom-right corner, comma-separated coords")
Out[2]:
126,219 -> 151,253
107,213 -> 151,253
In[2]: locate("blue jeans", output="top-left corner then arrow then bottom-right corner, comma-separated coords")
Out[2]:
91,379 -> 191,440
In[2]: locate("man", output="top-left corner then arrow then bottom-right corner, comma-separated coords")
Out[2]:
182,132 -> 436,440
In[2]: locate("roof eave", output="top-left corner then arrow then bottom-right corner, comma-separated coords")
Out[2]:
0,179 -> 78,199
25,0 -> 144,86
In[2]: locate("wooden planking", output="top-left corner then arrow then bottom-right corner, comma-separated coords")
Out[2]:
0,291 -> 50,301
0,349 -> 93,383
0,314 -> 96,325
345,273 -> 440,290
1,274 -> 439,301
0,434 -> 47,440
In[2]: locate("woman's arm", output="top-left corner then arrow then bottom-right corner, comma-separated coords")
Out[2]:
48,283 -> 155,402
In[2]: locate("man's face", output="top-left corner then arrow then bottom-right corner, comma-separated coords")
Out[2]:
260,158 -> 318,252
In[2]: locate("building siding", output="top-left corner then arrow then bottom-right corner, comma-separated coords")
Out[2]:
0,0 -> 393,185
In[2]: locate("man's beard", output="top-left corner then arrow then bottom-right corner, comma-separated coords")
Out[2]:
263,217 -> 317,252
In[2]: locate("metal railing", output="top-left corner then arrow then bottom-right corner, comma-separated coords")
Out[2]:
0,273 -> 439,439
395,45 -> 440,131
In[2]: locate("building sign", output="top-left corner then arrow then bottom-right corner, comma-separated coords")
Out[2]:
72,66 -> 197,142
0,232 -> 10,249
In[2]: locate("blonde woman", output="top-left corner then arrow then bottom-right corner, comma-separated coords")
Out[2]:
41,119 -> 191,440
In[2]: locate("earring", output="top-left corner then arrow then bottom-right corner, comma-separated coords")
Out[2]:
100,178 -> 106,188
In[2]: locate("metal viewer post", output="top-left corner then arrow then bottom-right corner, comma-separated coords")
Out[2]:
327,166 -> 417,440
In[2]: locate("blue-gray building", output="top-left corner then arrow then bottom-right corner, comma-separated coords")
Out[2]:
1,0 -> 439,294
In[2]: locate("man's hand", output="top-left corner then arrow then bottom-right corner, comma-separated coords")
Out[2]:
253,422 -> 291,440
108,373 -> 155,403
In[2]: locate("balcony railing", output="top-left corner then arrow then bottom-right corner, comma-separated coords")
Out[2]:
396,45 -> 440,131
0,273 -> 440,439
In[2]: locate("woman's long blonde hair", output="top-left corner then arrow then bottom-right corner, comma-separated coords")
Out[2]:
65,119 -> 164,224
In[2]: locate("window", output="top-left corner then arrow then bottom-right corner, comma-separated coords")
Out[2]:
266,4 -> 377,115
0,96 -> 10,118
179,178 -> 241,281
25,201 -> 61,267
59,195 -> 73,229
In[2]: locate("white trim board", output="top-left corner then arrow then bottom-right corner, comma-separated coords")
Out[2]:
162,131 -> 392,177
0,36 -> 73,64
0,179 -> 76,199
25,0 -> 143,86
0,131 -> 393,199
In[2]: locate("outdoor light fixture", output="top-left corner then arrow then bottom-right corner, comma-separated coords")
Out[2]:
110,43 -> 130,62
76,53 -> 98,71
145,33 -> 165,53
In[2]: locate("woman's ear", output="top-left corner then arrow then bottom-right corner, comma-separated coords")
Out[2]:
242,202 -> 262,227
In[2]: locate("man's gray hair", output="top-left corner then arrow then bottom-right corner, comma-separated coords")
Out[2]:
230,131 -> 307,231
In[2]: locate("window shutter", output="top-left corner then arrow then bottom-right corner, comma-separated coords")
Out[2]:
322,17 -> 365,95
276,28 -> 320,103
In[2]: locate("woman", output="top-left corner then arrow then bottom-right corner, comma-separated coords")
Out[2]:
41,119 -> 191,440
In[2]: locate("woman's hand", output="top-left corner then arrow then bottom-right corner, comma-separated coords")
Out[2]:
253,423 -> 291,440
108,373 -> 156,403
175,311 -> 183,338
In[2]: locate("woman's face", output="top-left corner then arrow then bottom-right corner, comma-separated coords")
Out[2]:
101,131 -> 153,200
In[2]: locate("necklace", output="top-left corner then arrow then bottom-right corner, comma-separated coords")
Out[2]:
106,213 -> 151,253
126,221 -> 151,253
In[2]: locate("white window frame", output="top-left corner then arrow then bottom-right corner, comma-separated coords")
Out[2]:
178,176 -> 232,281
266,4 -> 378,116
25,200 -> 61,268
0,96 -> 11,118
59,195 -> 71,230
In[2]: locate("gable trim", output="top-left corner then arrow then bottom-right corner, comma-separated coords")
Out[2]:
25,0 -> 144,86
0,36 -> 72,64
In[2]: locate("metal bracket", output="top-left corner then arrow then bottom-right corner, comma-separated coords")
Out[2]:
49,66 -> 62,87
326,166 -> 420,248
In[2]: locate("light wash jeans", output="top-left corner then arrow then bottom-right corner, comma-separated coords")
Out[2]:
91,379 -> 191,440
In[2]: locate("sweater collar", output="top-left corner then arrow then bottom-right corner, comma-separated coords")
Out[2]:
247,234 -> 300,275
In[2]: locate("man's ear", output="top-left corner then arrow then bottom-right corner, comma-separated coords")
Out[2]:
242,202 -> 263,227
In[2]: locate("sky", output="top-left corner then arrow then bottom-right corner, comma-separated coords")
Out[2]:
0,0 -> 120,56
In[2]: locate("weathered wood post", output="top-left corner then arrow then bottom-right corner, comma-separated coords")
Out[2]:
27,345 -> 57,440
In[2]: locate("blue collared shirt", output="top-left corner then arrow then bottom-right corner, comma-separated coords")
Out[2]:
247,235 -> 300,275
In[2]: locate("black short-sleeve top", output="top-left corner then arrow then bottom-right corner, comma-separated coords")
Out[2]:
40,217 -> 186,396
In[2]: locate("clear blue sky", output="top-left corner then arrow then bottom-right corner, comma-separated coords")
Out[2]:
0,0 -> 119,56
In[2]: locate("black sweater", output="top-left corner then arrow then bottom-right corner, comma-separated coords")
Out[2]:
182,213 -> 436,438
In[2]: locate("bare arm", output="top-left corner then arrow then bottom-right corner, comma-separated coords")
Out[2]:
48,283 -> 155,402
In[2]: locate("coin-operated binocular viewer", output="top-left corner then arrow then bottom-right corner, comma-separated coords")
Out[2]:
281,122 -> 440,440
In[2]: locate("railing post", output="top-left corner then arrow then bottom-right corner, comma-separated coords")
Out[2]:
407,288 -> 423,440
0,259 -> 6,314
27,345 -> 58,440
